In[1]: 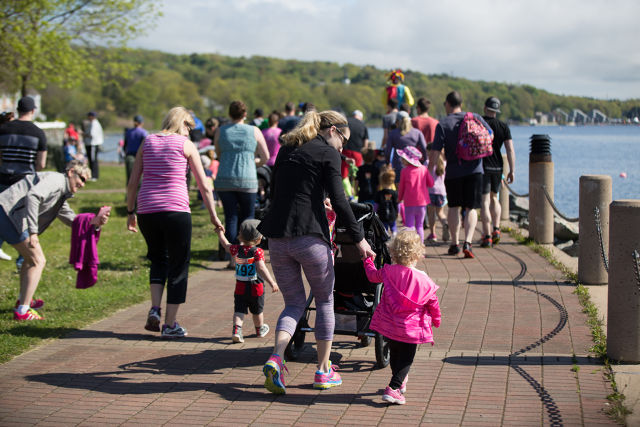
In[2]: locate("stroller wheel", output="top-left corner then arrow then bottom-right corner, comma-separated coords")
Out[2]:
375,333 -> 390,368
359,335 -> 372,347
285,326 -> 305,361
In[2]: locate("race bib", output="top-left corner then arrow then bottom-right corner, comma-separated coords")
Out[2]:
235,257 -> 257,281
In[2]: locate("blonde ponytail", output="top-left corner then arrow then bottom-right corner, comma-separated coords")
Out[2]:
281,110 -> 348,147
399,117 -> 412,136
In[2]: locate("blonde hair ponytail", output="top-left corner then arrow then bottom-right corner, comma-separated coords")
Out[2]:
281,110 -> 348,147
399,117 -> 412,136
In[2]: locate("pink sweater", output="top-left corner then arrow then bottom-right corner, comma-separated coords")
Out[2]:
398,164 -> 434,207
364,257 -> 441,344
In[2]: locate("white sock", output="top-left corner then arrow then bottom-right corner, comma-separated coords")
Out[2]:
17,304 -> 29,315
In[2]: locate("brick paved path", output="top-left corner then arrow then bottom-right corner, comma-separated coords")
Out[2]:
0,229 -> 615,426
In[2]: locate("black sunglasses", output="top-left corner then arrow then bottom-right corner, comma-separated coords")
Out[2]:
75,172 -> 86,183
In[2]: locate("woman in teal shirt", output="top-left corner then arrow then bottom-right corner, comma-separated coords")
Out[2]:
214,100 -> 269,263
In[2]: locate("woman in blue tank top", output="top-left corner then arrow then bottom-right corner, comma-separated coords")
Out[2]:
214,100 -> 269,264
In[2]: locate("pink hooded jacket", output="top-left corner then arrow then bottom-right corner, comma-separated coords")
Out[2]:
364,257 -> 441,344
69,213 -> 101,289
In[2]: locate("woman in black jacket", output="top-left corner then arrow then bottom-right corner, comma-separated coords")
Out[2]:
259,110 -> 375,394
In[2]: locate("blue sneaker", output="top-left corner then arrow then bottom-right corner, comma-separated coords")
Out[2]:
263,354 -> 287,394
313,361 -> 342,390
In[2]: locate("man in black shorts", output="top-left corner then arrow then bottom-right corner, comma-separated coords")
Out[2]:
480,97 -> 515,248
429,91 -> 492,258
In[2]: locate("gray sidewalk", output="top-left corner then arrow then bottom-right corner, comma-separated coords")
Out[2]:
0,225 -> 616,426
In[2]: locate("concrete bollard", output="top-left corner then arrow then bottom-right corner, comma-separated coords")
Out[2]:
500,153 -> 510,222
607,200 -> 640,362
529,135 -> 554,244
578,175 -> 612,285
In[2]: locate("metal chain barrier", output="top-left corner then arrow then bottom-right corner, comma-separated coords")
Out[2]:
594,206 -> 609,273
540,185 -> 579,223
502,180 -> 529,198
633,250 -> 640,290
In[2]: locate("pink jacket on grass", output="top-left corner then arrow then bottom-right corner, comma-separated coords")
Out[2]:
364,257 -> 441,344
69,213 -> 101,289
398,164 -> 434,207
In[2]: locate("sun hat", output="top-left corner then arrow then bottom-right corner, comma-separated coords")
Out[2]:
397,146 -> 422,167
485,97 -> 501,113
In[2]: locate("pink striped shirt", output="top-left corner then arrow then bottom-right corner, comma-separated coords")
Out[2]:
137,133 -> 190,214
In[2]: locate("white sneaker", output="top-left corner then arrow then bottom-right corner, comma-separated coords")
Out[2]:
0,249 -> 12,261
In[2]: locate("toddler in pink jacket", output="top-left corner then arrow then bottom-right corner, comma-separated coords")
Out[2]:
363,228 -> 441,405
397,146 -> 434,241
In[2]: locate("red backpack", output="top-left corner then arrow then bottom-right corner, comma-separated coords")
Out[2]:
456,112 -> 494,162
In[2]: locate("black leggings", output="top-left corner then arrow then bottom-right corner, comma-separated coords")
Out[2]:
388,338 -> 418,389
137,211 -> 192,304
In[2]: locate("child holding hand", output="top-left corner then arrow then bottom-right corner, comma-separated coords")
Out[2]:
363,228 -> 441,405
217,219 -> 279,343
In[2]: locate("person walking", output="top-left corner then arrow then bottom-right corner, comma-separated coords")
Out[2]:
428,91 -> 492,259
480,97 -> 515,247
123,115 -> 148,187
258,110 -> 375,394
385,110 -> 427,182
127,106 -> 224,338
82,111 -> 103,180
397,146 -> 434,241
214,101 -> 270,267
411,97 -> 439,143
261,113 -> 282,167
363,228 -> 441,405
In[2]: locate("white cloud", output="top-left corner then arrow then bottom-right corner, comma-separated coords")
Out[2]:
130,0 -> 640,99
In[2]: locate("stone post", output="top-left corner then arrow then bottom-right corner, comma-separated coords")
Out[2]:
607,200 -> 640,362
578,175 -> 612,285
500,153 -> 510,222
528,135 -> 554,244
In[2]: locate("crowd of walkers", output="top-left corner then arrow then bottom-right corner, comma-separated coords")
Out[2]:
0,89 -> 515,405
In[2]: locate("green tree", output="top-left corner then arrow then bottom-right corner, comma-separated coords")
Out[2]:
0,0 -> 161,96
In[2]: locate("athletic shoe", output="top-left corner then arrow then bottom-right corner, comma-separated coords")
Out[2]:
447,244 -> 460,255
263,354 -> 287,394
232,325 -> 244,343
14,308 -> 43,321
313,361 -> 342,390
463,242 -> 475,259
492,229 -> 501,245
382,386 -> 406,405
480,235 -> 492,248
144,306 -> 161,332
14,298 -> 44,310
256,323 -> 270,338
426,233 -> 437,243
0,249 -> 12,261
400,375 -> 408,394
161,322 -> 187,339
442,223 -> 450,242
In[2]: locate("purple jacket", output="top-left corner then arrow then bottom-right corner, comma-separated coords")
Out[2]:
69,213 -> 101,289
364,257 -> 441,344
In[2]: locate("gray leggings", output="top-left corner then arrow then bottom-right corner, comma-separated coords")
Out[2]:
269,236 -> 335,341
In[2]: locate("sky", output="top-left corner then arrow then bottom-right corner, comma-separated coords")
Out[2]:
130,0 -> 640,100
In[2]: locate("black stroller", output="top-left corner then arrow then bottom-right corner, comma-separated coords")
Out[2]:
285,202 -> 392,368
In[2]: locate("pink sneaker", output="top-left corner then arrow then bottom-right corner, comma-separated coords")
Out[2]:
15,298 -> 44,310
400,375 -> 408,394
382,386 -> 406,404
313,361 -> 342,389
263,354 -> 287,394
14,308 -> 43,321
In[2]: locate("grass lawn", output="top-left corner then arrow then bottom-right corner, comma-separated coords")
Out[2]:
0,164 -> 221,364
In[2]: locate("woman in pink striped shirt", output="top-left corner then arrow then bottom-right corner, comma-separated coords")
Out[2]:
126,106 -> 224,339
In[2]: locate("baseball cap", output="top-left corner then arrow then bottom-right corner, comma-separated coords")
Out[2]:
396,110 -> 410,120
17,96 -> 36,113
133,115 -> 144,123
239,219 -> 262,243
485,97 -> 501,113
88,111 -> 97,117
